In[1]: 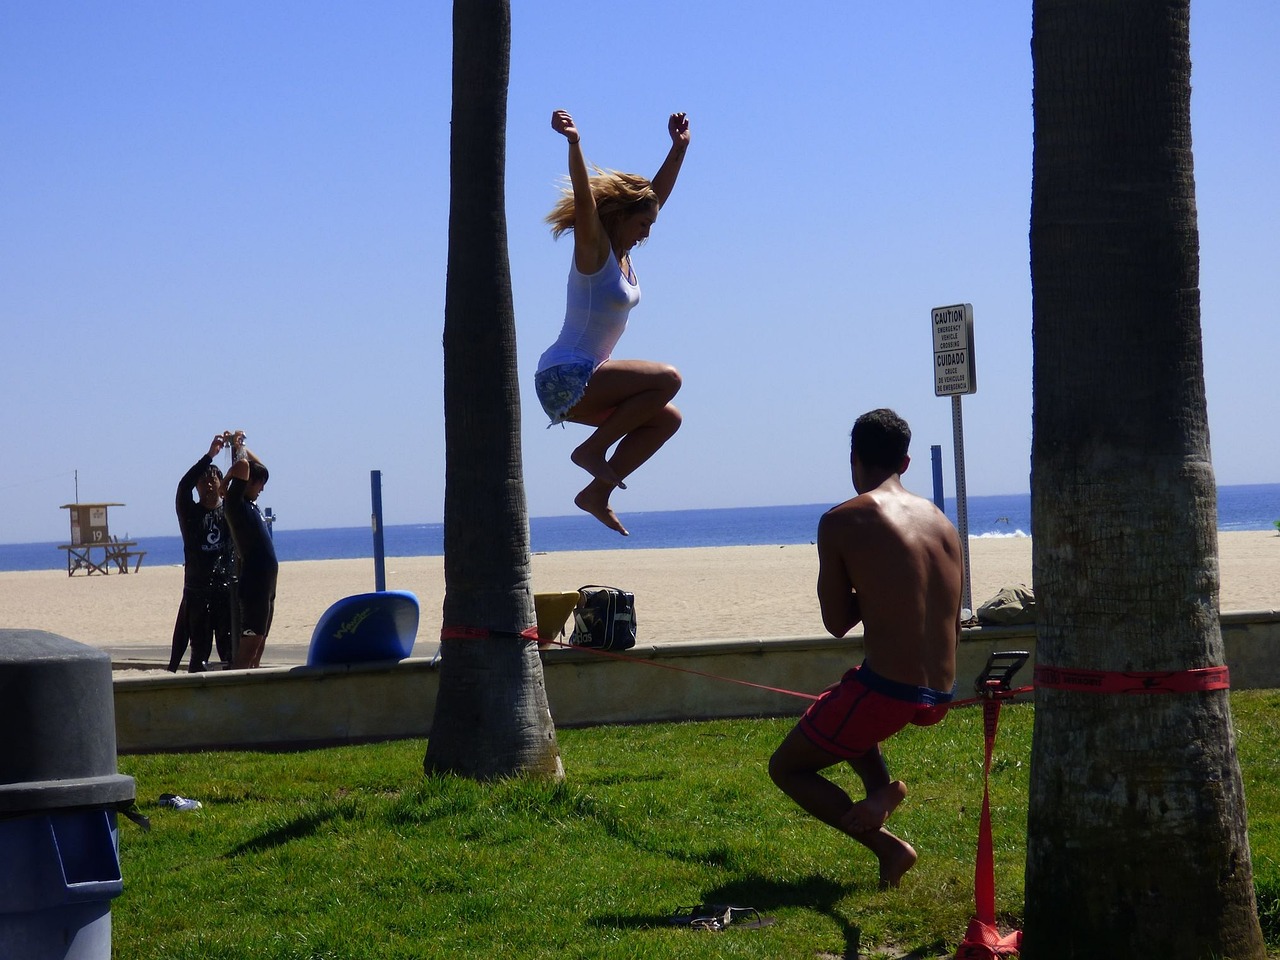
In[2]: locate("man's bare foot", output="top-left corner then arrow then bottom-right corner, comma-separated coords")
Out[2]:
841,780 -> 908,835
877,836 -> 918,889
574,486 -> 629,536
571,444 -> 626,490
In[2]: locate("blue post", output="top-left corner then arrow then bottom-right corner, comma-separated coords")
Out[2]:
370,470 -> 386,592
931,444 -> 945,513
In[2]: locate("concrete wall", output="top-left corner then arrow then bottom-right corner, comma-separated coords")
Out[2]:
113,610 -> 1280,753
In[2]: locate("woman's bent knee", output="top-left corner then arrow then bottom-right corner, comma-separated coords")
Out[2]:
662,364 -> 683,396
641,363 -> 681,399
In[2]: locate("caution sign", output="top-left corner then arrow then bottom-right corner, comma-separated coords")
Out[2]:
932,303 -> 976,396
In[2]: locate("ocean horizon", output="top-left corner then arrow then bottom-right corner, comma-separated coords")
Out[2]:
2,484 -> 1276,574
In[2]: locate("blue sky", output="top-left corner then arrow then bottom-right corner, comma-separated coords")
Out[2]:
2,1 -> 1276,544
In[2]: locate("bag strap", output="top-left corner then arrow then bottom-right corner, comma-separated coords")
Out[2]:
576,584 -> 626,594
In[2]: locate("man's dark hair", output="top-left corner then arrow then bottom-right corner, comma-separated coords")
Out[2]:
203,463 -> 223,481
851,408 -> 911,472
248,461 -> 270,485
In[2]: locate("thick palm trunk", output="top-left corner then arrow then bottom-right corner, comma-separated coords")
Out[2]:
1024,1 -> 1262,956
425,0 -> 561,780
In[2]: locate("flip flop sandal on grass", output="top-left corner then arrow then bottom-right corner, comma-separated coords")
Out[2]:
668,904 -> 776,931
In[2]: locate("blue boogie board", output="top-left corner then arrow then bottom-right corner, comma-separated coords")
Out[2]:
306,590 -> 419,667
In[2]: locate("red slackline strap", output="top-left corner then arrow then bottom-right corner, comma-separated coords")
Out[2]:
537,636 -> 821,701
947,686 -> 1033,710
440,625 -> 542,642
975,697 -> 999,924
1033,664 -> 1229,694
955,691 -> 1023,959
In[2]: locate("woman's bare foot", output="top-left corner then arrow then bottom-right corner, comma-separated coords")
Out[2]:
877,836 -> 918,889
575,485 -> 629,536
841,780 -> 908,835
571,444 -> 626,490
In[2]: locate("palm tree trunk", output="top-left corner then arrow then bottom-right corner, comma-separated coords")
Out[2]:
424,0 -> 561,780
1024,0 -> 1262,955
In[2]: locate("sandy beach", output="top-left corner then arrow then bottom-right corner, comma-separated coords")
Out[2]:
1,532 -> 1276,667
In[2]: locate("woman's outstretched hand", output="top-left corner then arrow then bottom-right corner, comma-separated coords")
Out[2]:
668,112 -> 690,147
552,109 -> 580,144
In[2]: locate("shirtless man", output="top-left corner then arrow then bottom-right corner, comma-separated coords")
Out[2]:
769,408 -> 963,888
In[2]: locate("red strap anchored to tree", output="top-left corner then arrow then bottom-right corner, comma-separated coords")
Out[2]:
1033,664 -> 1229,694
440,625 -> 542,642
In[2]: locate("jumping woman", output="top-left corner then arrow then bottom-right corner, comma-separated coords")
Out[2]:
534,108 -> 691,536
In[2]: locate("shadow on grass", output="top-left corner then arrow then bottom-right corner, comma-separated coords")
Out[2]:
586,873 -> 878,957
225,806 -> 345,856
704,874 -> 862,957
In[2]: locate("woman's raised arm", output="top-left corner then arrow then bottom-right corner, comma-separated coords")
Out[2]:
651,112 -> 690,208
552,109 -> 609,273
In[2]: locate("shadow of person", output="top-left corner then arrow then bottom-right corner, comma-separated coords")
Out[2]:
586,874 -> 853,941
697,873 -> 949,959
588,872 -> 947,957
701,874 -> 861,957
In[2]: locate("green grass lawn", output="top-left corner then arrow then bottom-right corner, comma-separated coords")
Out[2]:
112,691 -> 1280,959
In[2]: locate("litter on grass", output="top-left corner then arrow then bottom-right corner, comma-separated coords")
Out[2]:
158,793 -> 202,811
668,905 -> 775,932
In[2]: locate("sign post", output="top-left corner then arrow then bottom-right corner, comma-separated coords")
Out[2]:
932,303 -> 977,616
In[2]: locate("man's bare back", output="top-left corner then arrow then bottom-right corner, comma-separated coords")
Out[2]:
816,475 -> 963,692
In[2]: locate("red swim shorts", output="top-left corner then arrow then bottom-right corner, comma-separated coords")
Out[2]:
798,662 -> 953,760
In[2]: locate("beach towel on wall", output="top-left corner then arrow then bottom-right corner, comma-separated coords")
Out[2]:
569,585 -> 637,651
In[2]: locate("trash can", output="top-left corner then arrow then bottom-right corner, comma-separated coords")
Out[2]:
0,630 -> 136,960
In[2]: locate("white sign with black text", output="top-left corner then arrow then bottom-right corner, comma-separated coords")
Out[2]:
931,303 -> 976,397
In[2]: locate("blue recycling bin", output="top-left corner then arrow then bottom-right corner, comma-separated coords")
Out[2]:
0,630 -> 135,959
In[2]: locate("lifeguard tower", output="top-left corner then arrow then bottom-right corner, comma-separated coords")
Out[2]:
58,503 -> 146,576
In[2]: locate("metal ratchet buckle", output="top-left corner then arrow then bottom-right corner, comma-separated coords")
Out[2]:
975,650 -> 1030,698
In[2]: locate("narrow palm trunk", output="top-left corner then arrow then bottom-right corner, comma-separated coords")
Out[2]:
425,0 -> 561,780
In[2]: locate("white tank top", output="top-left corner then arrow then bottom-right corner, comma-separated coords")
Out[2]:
536,249 -> 640,372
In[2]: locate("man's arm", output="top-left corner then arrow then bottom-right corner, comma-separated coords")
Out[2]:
815,510 -> 862,638
177,435 -> 225,512
651,112 -> 690,208
225,431 -> 258,485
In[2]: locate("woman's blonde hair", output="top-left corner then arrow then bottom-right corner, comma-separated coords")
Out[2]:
545,167 -> 659,240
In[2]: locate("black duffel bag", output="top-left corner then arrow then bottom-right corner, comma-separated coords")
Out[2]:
569,585 -> 637,651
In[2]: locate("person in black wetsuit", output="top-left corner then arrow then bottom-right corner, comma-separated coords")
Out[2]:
223,430 -> 277,669
169,434 -> 234,672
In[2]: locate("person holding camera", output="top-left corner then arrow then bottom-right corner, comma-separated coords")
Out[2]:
169,433 -> 235,672
222,430 -> 277,669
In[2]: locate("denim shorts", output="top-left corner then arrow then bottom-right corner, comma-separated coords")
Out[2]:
534,361 -> 595,425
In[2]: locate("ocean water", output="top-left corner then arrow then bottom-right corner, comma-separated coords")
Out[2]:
2,484 -> 1276,574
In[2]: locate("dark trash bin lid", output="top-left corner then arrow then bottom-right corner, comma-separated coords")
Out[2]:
0,630 -> 136,814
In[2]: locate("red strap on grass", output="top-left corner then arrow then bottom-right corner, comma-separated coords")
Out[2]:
975,699 -> 1000,925
1033,664 -> 1229,694
955,695 -> 1023,959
